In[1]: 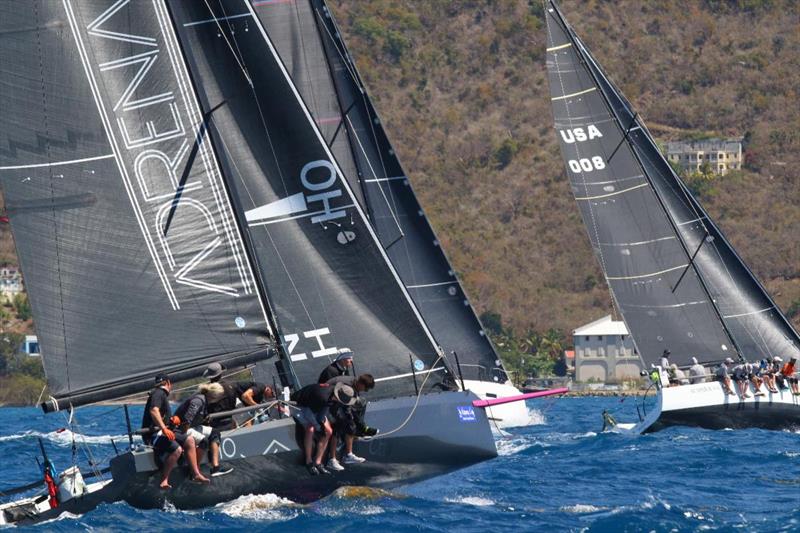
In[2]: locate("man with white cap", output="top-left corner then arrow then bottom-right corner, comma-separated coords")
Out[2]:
317,348 -> 354,384
715,358 -> 736,395
688,357 -> 707,384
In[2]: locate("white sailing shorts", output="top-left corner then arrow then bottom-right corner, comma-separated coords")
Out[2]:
186,425 -> 213,446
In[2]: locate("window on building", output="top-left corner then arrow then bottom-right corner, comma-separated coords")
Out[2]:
720,153 -> 726,159
597,336 -> 603,341
584,336 -> 590,342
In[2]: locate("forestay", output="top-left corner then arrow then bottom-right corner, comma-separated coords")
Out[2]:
169,0 -> 448,399
545,0 -> 800,366
0,0 -> 273,408
251,0 -> 508,383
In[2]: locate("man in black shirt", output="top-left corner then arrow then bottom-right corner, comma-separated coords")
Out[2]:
292,382 -> 356,475
325,374 -> 376,470
140,374 -> 185,489
317,348 -> 353,384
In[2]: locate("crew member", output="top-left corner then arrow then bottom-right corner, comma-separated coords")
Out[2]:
172,383 -> 231,478
660,350 -> 671,370
292,382 -> 356,475
688,357 -> 706,384
325,374 -> 378,471
202,362 -> 225,383
140,373 -> 184,489
715,358 -> 736,396
318,348 -> 354,383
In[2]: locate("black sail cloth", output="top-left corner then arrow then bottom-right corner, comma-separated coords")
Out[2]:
0,0 -> 273,406
168,0 -> 447,399
544,1 -> 800,367
251,0 -> 508,383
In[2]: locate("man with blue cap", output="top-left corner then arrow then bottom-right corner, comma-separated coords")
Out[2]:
317,348 -> 354,384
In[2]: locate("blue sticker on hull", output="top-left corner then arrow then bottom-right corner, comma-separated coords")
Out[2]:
457,405 -> 476,422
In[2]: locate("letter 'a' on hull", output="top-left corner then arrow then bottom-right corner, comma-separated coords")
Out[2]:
544,0 -> 800,432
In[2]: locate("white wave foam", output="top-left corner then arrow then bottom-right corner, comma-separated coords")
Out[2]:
526,408 -> 546,425
216,493 -> 297,521
560,504 -> 607,514
446,496 -> 495,507
496,437 -> 536,456
0,429 -> 127,446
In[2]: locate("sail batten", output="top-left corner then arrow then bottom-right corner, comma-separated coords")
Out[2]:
546,0 -> 800,366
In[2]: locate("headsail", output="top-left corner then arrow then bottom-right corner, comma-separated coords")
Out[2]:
251,0 -> 508,383
0,0 -> 274,409
168,0 -> 449,398
545,1 -> 800,366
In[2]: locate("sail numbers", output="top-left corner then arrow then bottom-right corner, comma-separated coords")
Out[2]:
559,125 -> 607,173
568,157 -> 606,173
559,125 -> 602,143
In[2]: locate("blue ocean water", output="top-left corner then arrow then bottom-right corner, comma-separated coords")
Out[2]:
2,397 -> 799,532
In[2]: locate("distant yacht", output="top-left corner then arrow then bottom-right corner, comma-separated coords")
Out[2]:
543,0 -> 800,433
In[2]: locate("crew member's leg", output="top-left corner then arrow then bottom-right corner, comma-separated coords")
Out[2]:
181,434 -> 209,483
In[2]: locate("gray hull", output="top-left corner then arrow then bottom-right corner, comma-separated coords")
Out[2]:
111,391 -> 496,508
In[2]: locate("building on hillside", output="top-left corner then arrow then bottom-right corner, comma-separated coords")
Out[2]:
573,315 -> 643,383
0,266 -> 23,302
665,138 -> 743,176
20,335 -> 40,357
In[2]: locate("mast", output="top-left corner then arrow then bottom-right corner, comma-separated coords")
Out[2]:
161,0 -> 299,389
278,0 -> 509,382
240,0 -> 446,362
546,1 -> 744,361
168,0 -> 451,398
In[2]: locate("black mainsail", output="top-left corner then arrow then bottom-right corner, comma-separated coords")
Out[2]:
0,0 -> 277,409
545,1 -> 800,367
251,0 -> 508,383
168,0 -> 449,399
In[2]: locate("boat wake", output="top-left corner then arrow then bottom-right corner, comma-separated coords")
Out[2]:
0,429 -> 126,446
526,408 -> 546,426
559,503 -> 608,514
445,496 -> 495,507
215,493 -> 298,521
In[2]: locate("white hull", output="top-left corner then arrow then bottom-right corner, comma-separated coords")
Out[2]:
619,380 -> 800,434
462,380 -> 537,429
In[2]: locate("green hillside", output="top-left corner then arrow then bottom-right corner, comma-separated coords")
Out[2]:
1,1 -> 798,379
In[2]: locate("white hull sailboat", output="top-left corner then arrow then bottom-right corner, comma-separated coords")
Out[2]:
544,0 -> 800,433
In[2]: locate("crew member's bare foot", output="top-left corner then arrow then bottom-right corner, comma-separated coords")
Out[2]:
159,482 -> 172,490
191,474 -> 211,484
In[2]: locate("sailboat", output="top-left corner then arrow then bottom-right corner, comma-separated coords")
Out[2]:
0,0 -> 499,524
248,0 -> 532,428
544,1 -> 800,433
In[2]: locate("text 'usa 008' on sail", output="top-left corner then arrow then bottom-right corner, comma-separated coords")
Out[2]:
544,0 -> 800,434
0,0 -> 505,524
